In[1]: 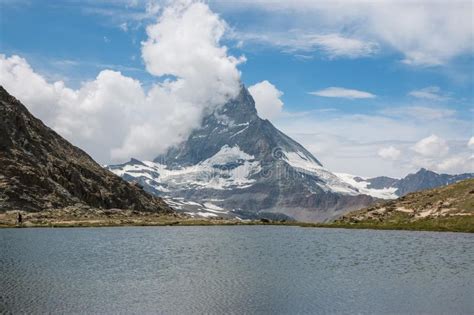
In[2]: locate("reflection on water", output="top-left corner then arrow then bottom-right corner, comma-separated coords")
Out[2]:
1,226 -> 473,314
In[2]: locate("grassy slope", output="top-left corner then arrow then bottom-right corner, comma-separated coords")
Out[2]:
335,179 -> 474,233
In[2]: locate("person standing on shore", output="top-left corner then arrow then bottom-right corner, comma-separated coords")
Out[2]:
17,212 -> 22,225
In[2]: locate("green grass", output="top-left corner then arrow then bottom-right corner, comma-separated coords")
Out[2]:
321,216 -> 474,233
334,179 -> 474,233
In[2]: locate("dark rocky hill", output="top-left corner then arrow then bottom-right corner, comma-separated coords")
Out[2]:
0,86 -> 172,213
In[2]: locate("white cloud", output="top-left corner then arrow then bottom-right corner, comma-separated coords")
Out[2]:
126,0 -> 139,8
220,0 -> 473,66
0,0 -> 244,163
119,22 -> 128,32
141,0 -> 245,107
436,156 -> 473,173
248,80 -> 284,120
309,87 -> 376,99
78,0 -> 163,31
408,86 -> 447,101
309,34 -> 378,58
145,0 -> 160,16
378,146 -> 401,160
408,137 -> 473,174
381,106 -> 455,120
237,32 -> 378,59
412,134 -> 449,157
367,1 -> 472,66
468,137 -> 474,148
273,109 -> 472,177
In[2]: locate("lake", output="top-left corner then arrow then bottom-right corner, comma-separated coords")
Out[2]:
1,226 -> 473,314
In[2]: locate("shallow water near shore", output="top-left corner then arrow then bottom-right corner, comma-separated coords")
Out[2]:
1,226 -> 473,314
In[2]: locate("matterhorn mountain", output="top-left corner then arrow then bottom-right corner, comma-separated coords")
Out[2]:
108,87 -> 374,222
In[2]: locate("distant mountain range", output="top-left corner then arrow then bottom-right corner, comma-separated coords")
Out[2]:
0,86 -> 171,214
337,169 -> 473,199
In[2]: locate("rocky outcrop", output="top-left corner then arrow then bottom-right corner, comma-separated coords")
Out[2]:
0,86 -> 172,213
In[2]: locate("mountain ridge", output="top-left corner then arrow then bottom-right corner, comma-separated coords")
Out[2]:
337,168 -> 474,200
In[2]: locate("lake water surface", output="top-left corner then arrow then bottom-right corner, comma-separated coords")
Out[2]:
1,226 -> 473,314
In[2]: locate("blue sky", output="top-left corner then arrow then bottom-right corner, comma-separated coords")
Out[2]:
0,0 -> 473,177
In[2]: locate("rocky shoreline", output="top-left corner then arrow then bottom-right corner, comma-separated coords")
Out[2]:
2,206 -> 473,233
0,206 -> 242,228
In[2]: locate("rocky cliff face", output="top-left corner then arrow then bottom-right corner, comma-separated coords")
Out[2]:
109,86 -> 374,222
0,86 -> 172,213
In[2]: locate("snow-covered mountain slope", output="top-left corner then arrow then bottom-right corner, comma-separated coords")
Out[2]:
110,145 -> 261,192
335,173 -> 398,199
108,86 -> 375,222
281,150 -> 358,195
163,198 -> 232,219
336,169 -> 474,200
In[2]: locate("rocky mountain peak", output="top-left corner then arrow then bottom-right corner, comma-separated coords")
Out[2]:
155,85 -> 323,167
217,85 -> 259,123
111,85 -> 375,222
415,168 -> 434,175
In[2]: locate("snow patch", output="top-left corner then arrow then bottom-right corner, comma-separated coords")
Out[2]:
203,145 -> 254,165
282,150 -> 360,195
284,151 -> 323,172
195,212 -> 219,218
109,145 -> 261,192
336,173 -> 398,199
230,125 -> 249,138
